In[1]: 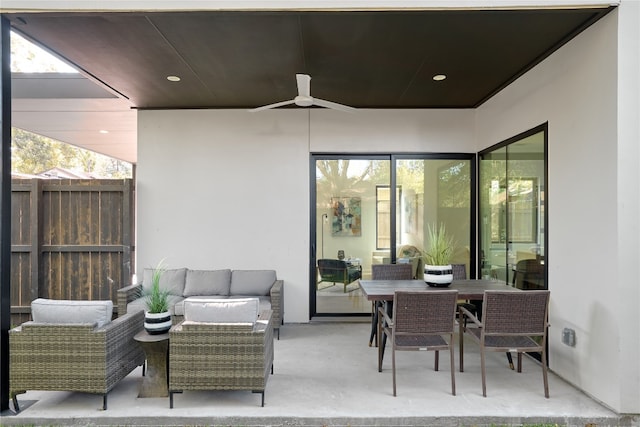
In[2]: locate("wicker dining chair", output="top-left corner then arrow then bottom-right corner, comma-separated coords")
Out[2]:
378,290 -> 459,396
458,290 -> 551,397
368,263 -> 414,347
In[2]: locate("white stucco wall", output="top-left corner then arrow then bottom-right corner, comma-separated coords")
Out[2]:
137,108 -> 475,324
476,6 -> 639,414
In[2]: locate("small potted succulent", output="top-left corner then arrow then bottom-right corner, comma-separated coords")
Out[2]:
422,223 -> 456,287
143,260 -> 172,334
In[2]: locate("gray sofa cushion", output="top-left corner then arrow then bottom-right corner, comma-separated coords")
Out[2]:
183,269 -> 231,297
31,298 -> 113,328
183,297 -> 259,323
142,267 -> 187,295
230,270 -> 277,296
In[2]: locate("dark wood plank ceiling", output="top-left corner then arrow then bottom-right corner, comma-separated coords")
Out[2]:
6,7 -> 614,110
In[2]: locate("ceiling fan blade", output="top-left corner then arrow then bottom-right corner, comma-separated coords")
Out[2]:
296,74 -> 311,97
247,99 -> 295,112
313,98 -> 357,113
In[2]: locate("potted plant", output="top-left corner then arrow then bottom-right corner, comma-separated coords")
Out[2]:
422,223 -> 456,287
143,260 -> 172,334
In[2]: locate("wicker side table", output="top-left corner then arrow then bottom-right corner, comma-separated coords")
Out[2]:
134,330 -> 169,398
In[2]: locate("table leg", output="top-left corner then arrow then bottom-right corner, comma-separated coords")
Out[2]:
138,339 -> 169,398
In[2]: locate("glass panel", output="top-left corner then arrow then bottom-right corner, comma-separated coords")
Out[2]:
315,159 -> 389,314
396,158 -> 472,279
507,133 -> 545,288
479,128 -> 546,288
480,147 -> 508,281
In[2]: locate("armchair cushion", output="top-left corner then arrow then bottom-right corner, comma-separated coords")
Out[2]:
230,270 -> 277,296
31,298 -> 113,328
183,269 -> 231,297
142,267 -> 187,295
183,297 -> 260,323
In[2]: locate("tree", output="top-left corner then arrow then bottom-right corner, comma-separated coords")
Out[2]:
11,128 -> 132,178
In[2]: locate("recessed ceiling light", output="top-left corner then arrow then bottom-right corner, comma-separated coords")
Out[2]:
433,74 -> 447,81
98,130 -> 109,134
167,75 -> 181,82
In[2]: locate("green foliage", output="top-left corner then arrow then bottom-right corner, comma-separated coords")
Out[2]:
423,223 -> 456,265
145,260 -> 170,314
11,128 -> 132,178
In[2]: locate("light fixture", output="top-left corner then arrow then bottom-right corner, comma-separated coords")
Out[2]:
433,74 -> 447,81
98,130 -> 109,134
167,75 -> 181,82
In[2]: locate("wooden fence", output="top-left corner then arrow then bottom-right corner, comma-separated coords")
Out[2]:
10,179 -> 134,325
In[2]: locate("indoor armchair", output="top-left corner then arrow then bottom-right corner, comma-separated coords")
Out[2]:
317,259 -> 362,292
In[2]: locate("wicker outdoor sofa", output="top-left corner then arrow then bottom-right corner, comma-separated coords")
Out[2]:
168,298 -> 275,407
117,268 -> 284,338
9,298 -> 145,411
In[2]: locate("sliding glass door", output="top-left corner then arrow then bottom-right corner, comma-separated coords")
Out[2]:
479,124 -> 547,288
311,154 -> 474,317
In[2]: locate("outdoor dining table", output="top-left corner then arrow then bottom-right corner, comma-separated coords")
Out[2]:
358,278 -> 520,369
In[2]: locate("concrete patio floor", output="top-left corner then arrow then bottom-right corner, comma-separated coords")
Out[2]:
1,321 -> 636,427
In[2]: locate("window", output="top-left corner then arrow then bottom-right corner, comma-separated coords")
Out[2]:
376,186 -> 401,249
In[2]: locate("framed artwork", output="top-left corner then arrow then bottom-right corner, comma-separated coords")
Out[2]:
331,197 -> 361,236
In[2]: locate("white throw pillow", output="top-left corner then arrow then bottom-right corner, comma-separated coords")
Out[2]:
183,297 -> 259,323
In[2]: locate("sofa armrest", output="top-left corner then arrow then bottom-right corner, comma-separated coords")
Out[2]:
117,283 -> 143,317
269,279 -> 283,328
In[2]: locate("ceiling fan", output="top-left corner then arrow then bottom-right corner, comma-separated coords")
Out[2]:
248,74 -> 356,113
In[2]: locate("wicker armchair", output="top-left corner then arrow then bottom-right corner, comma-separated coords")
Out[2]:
10,309 -> 145,411
169,306 -> 274,408
458,290 -> 551,397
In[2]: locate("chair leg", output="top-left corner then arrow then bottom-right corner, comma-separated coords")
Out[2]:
377,310 -> 384,372
542,350 -> 550,398
12,396 -> 20,413
480,347 -> 487,397
517,352 -> 523,372
507,351 -> 514,370
369,302 -> 379,347
434,350 -> 439,371
449,343 -> 456,396
458,309 -> 465,372
102,394 -> 107,410
391,346 -> 397,396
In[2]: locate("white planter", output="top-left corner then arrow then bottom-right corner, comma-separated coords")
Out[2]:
424,264 -> 453,287
144,311 -> 172,335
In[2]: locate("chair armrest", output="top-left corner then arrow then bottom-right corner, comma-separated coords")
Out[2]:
117,283 -> 143,316
269,280 -> 283,326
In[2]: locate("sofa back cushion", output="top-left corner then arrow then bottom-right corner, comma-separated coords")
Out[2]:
230,270 -> 277,296
183,269 -> 231,297
142,267 -> 187,295
183,297 -> 259,323
31,298 -> 113,328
